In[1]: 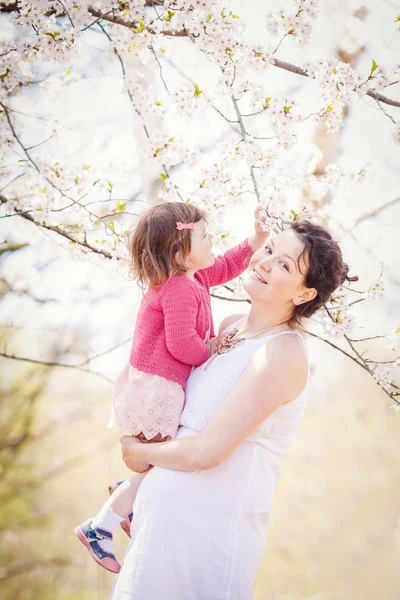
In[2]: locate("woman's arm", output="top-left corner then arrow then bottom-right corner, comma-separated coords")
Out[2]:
121,333 -> 308,473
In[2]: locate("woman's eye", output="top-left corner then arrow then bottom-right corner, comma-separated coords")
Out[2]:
265,246 -> 272,254
280,262 -> 289,271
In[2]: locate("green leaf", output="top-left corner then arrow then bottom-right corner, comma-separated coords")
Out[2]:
44,31 -> 60,40
163,10 -> 175,21
395,15 -> 400,22
39,187 -> 46,193
221,233 -> 229,239
82,164 -> 90,170
325,104 -> 333,113
283,105 -> 292,114
370,59 -> 379,77
116,201 -> 126,211
168,137 -> 175,143
263,96 -> 271,109
194,84 -> 203,97
0,69 -> 9,80
132,19 -> 146,33
290,209 -> 299,220
155,147 -> 163,155
158,173 -> 168,181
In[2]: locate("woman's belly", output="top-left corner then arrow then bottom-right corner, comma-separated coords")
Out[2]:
133,425 -> 283,520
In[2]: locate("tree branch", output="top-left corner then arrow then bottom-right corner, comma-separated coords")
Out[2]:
2,4 -> 399,108
0,351 -> 115,383
354,196 -> 400,226
271,58 -> 400,108
0,193 -> 114,258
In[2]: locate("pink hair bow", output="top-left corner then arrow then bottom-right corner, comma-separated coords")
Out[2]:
176,222 -> 195,231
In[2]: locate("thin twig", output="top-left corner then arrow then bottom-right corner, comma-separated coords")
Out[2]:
0,351 -> 115,383
373,96 -> 396,124
149,44 -> 169,93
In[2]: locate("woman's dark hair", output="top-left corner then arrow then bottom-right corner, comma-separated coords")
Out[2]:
289,219 -> 358,324
129,202 -> 207,289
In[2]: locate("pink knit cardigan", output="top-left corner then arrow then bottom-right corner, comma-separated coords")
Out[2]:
129,239 -> 253,389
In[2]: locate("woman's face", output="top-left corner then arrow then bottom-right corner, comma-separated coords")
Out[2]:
244,228 -> 317,310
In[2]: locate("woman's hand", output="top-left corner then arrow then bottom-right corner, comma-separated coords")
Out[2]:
248,205 -> 269,252
121,436 -> 151,473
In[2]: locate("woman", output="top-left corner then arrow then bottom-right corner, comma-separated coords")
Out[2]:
111,220 -> 356,600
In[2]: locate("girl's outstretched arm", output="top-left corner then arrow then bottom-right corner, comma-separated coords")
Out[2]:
200,207 -> 269,287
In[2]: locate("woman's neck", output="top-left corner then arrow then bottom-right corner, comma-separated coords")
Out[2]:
238,302 -> 294,336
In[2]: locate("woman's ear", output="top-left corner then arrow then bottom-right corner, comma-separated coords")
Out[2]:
293,287 -> 317,306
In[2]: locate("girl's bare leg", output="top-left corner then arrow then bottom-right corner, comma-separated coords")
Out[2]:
105,473 -> 147,518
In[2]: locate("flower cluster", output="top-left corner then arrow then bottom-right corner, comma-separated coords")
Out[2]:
368,281 -> 385,300
124,72 -> 165,119
266,98 -> 304,150
265,0 -> 320,46
373,367 -> 395,393
305,58 -> 366,132
171,83 -> 212,118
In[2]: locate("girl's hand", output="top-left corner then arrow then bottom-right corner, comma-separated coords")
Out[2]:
248,205 -> 269,252
121,435 -> 151,473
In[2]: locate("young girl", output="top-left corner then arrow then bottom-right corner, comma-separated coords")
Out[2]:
75,201 -> 268,573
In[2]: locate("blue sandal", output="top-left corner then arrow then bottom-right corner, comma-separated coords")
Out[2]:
75,519 -> 121,573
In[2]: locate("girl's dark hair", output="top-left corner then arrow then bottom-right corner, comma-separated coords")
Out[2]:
129,202 -> 207,288
289,220 -> 358,324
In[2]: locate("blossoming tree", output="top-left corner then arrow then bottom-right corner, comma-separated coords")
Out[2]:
0,0 -> 399,403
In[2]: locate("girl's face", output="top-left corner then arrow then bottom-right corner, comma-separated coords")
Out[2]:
184,220 -> 214,272
244,228 -> 317,310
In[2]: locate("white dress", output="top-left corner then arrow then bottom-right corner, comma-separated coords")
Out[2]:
110,322 -> 309,600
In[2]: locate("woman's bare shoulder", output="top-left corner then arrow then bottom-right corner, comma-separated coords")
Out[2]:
217,313 -> 247,336
246,332 -> 308,404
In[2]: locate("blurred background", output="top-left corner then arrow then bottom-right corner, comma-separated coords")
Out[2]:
0,1 -> 399,599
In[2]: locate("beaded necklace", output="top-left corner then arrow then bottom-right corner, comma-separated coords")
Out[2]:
204,320 -> 290,371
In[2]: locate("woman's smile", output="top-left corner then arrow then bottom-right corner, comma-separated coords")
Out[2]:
252,268 -> 268,284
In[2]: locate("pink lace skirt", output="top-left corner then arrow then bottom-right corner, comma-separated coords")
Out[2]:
108,364 -> 185,440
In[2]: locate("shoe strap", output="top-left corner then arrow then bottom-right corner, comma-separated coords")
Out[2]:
94,527 -> 112,540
